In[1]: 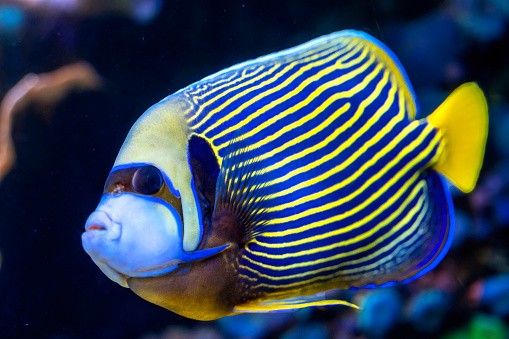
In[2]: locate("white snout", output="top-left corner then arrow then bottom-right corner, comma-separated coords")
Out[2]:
84,210 -> 121,240
82,193 -> 184,287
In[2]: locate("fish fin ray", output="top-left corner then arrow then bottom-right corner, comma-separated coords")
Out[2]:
213,136 -> 274,242
427,82 -> 488,193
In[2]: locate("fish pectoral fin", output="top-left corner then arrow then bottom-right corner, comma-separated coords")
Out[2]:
427,82 -> 488,193
213,136 -> 275,242
234,296 -> 359,313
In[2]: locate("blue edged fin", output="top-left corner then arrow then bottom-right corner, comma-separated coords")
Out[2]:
234,295 -> 359,313
427,82 -> 488,193
184,29 -> 421,157
355,170 -> 455,289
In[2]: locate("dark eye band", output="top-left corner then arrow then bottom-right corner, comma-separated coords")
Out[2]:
103,165 -> 183,224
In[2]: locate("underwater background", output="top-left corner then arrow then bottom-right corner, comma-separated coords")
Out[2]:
0,0 -> 508,338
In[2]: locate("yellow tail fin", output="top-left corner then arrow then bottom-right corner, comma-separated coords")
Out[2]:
427,82 -> 488,193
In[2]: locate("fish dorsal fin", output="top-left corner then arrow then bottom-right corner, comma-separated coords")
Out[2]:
234,294 -> 359,313
183,29 -> 420,138
213,136 -> 273,243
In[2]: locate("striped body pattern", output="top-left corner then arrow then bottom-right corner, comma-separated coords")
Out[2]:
181,32 -> 452,298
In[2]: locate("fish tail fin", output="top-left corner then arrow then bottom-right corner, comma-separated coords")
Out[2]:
427,82 -> 488,193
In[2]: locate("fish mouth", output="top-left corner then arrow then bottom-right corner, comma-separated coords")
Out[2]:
86,225 -> 107,231
83,209 -> 121,242
84,210 -> 114,232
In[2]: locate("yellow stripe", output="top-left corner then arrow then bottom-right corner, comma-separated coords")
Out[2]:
223,103 -> 352,161
187,63 -> 282,125
240,198 -> 429,288
256,85 -> 403,201
212,81 -> 353,152
261,124 -> 439,229
190,41 -> 361,129
255,133 -> 436,244
188,41 -> 347,100
258,73 -> 397,213
248,135 -> 437,255
338,216 -> 434,280
247,61 -> 385,181
208,47 -> 375,145
198,43 -> 366,134
243,179 -> 425,270
188,65 -> 265,99
353,37 -> 417,119
242,212 -> 429,289
246,183 -> 427,260
216,57 -> 383,180
186,71 -> 240,98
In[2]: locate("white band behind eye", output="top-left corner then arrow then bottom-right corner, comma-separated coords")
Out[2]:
180,170 -> 204,252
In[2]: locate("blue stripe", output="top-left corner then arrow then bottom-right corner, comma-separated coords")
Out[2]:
213,58 -> 379,151
338,30 -> 419,118
188,43 -> 355,132
206,57 -> 369,145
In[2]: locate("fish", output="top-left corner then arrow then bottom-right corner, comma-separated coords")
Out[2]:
81,30 -> 488,321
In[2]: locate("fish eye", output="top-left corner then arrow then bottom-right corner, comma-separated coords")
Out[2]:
132,166 -> 163,195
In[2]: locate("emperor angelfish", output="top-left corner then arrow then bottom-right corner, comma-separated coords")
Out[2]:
82,30 -> 488,320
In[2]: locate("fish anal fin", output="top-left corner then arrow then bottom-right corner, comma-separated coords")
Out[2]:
428,82 -> 488,193
234,296 -> 359,313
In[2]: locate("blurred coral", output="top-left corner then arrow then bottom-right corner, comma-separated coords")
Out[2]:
0,61 -> 101,182
407,289 -> 450,332
355,288 -> 403,338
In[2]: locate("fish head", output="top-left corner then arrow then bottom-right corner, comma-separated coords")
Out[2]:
82,165 -> 184,287
82,164 -> 228,287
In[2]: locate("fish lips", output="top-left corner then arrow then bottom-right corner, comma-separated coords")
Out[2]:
82,204 -> 182,285
83,210 -> 122,243
82,210 -> 127,286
